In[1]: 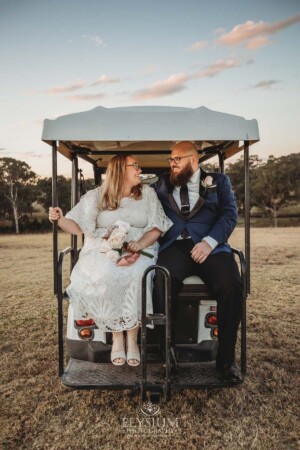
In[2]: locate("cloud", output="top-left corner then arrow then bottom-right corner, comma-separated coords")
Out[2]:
214,27 -> 226,35
65,93 -> 106,101
185,40 -> 208,51
131,58 -> 245,100
132,73 -> 190,100
90,75 -> 120,86
46,81 -> 85,94
251,80 -> 281,89
23,151 -> 44,158
195,59 -> 241,78
216,13 -> 300,49
82,34 -> 106,47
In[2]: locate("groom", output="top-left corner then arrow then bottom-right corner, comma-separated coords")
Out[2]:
152,141 -> 243,382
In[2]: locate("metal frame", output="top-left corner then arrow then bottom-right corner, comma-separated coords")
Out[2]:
56,250 -> 246,396
50,135 -> 252,400
141,266 -> 172,401
71,155 -> 78,270
244,141 -> 251,294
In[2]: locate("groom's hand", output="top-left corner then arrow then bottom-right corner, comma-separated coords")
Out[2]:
191,241 -> 212,264
117,252 -> 140,266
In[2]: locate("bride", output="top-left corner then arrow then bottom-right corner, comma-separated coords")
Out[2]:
49,154 -> 171,367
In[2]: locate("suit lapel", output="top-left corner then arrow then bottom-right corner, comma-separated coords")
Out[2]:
166,168 -> 209,220
187,196 -> 205,219
168,193 -> 186,220
187,168 -> 208,219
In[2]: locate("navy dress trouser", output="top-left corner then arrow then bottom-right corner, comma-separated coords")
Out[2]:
153,239 -> 243,367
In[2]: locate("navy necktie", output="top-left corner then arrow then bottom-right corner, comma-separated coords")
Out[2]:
180,184 -> 190,238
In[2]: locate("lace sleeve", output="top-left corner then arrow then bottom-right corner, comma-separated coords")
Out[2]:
65,188 -> 100,237
143,185 -> 173,234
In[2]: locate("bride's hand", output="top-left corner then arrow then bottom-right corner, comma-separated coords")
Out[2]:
117,252 -> 140,267
49,207 -> 63,223
126,240 -> 142,253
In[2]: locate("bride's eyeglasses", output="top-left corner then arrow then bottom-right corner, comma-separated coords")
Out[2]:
126,163 -> 141,170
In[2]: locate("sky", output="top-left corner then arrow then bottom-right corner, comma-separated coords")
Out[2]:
0,0 -> 300,178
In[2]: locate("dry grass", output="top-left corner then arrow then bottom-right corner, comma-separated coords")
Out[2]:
0,229 -> 299,450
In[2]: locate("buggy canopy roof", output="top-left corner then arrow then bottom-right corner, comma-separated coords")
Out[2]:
42,106 -> 259,168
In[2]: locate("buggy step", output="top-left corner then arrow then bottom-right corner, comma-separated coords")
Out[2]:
61,359 -> 243,390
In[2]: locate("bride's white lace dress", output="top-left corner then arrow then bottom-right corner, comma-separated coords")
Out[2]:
65,184 -> 172,332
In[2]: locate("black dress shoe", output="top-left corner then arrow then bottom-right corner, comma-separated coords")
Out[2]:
217,362 -> 243,383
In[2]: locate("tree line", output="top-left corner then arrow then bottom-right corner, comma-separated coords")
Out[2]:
0,154 -> 299,233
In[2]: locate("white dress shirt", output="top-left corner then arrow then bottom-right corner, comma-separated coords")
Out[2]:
172,168 -> 218,250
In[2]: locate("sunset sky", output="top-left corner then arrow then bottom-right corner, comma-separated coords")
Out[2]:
1,0 -> 299,177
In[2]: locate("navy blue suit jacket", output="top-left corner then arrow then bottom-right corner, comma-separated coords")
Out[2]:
152,170 -> 238,254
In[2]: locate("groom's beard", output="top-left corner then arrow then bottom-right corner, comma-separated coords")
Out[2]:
170,161 -> 194,186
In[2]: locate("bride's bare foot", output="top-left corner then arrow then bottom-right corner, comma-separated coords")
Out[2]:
111,332 -> 125,366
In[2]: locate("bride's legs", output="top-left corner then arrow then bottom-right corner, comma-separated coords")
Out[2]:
111,331 -> 125,365
126,326 -> 140,366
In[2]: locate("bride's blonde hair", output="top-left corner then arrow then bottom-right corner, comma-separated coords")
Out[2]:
99,154 -> 142,210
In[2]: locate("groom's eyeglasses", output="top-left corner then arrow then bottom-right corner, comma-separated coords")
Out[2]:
167,155 -> 193,165
126,163 -> 141,170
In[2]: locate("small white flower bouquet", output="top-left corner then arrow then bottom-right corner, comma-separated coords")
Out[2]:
200,175 -> 217,196
100,220 -> 153,263
201,175 -> 217,189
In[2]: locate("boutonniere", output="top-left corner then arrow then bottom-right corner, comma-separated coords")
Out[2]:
201,176 -> 217,190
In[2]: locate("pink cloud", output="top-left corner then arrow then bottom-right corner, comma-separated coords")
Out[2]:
217,13 -> 300,48
132,73 -> 190,100
186,40 -> 208,51
246,36 -> 269,49
251,80 -> 281,89
195,59 -> 241,78
66,93 -> 106,101
46,81 -> 85,94
91,75 -> 120,86
131,59 -> 244,100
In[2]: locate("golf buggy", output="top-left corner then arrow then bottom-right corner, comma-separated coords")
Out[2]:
42,106 -> 259,402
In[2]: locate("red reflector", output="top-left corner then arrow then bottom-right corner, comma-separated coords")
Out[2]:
75,319 -> 95,326
79,328 -> 92,338
213,328 -> 218,337
207,315 -> 217,325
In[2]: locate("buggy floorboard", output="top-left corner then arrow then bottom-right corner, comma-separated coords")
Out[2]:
62,358 -> 242,390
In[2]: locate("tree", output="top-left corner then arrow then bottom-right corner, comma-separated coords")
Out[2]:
0,158 -> 37,233
37,176 -> 71,213
251,154 -> 300,226
226,155 -> 263,212
36,176 -> 95,213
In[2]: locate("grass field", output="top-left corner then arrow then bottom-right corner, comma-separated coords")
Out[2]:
0,229 -> 299,450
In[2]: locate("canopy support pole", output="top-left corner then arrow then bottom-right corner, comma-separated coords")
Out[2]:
71,155 -> 79,269
52,140 -> 64,377
244,140 -> 250,294
218,151 -> 225,173
52,141 -> 58,295
94,166 -> 103,186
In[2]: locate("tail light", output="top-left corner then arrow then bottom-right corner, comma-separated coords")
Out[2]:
205,312 -> 218,339
75,319 -> 95,327
207,314 -> 217,326
212,328 -> 218,337
78,328 -> 93,340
